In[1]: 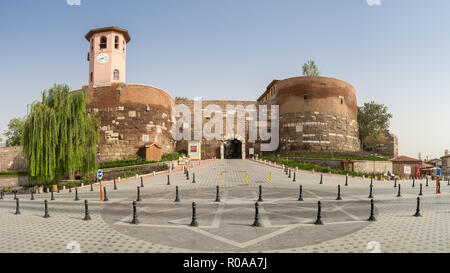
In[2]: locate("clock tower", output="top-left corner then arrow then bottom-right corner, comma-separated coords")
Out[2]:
85,27 -> 131,86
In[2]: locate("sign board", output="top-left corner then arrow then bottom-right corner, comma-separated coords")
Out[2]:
96,157 -> 101,164
97,169 -> 103,180
436,168 -> 441,177
404,165 -> 411,175
188,141 -> 201,160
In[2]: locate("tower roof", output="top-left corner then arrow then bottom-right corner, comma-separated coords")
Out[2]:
85,26 -> 131,43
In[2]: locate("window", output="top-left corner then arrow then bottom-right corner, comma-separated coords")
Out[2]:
339,96 -> 344,104
113,69 -> 119,80
142,135 -> 149,142
100,36 -> 107,49
304,95 -> 308,100
90,72 -> 93,83
115,36 -> 119,49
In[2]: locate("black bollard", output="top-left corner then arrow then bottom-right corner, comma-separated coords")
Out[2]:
13,190 -> 17,200
297,185 -> 304,201
90,183 -> 94,192
140,176 -> 144,188
368,184 -> 373,199
367,199 -> 376,221
412,177 -> 415,188
413,197 -> 422,217
426,177 -> 429,187
215,186 -> 221,202
136,186 -> 142,202
397,184 -> 401,197
192,173 -> 196,184
130,201 -> 139,224
190,202 -> 199,227
57,187 -> 60,193
103,187 -> 109,201
345,175 -> 348,186
252,202 -> 262,227
293,172 -> 296,182
51,189 -> 55,201
438,181 -> 441,194
0,190 -> 3,200
394,178 -> 397,188
30,189 -> 34,200
314,201 -> 323,225
167,175 -> 171,185
320,174 -> 323,184
336,185 -> 342,200
257,185 -> 263,202
69,187 -> 72,193
83,200 -> 91,221
186,171 -> 190,180
419,183 -> 423,196
113,178 -> 117,190
448,179 -> 450,186
74,187 -> 79,201
15,198 -> 20,215
288,169 -> 291,178
174,186 -> 180,202
43,199 -> 50,218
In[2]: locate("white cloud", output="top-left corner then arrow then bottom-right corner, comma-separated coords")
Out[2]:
367,0 -> 381,6
66,0 -> 81,6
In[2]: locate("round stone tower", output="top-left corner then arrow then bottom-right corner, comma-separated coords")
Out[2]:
258,76 -> 360,153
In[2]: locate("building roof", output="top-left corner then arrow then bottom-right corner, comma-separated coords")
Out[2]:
391,155 -> 422,162
144,143 -> 162,149
85,26 -> 131,43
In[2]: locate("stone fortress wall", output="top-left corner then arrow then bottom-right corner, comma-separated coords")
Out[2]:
74,83 -> 176,162
174,99 -> 264,159
258,76 -> 360,153
72,76 -> 397,161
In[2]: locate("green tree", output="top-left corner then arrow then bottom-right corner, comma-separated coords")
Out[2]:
358,101 -> 393,151
22,84 -> 100,184
302,60 -> 320,77
363,130 -> 386,151
4,117 -> 25,146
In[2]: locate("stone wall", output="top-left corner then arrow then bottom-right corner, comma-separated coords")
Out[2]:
75,84 -> 176,162
91,104 -> 175,162
279,112 -> 359,153
0,146 -> 27,172
0,177 -> 28,189
375,131 -> 398,157
174,100 -> 263,159
352,160 -> 392,175
258,76 -> 361,154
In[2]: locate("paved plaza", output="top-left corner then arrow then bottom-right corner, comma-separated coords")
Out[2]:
0,159 -> 449,253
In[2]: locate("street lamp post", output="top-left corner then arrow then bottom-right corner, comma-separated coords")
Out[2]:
373,152 -> 376,181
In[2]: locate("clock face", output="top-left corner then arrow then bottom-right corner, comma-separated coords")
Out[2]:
96,53 -> 109,64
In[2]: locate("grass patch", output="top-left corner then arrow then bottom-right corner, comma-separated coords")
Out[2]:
280,153 -> 389,161
260,155 -> 375,178
0,171 -> 28,178
99,158 -> 157,169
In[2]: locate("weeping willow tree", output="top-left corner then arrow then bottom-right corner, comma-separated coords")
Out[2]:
22,84 -> 100,185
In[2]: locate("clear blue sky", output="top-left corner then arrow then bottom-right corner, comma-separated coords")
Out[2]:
0,0 -> 449,159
